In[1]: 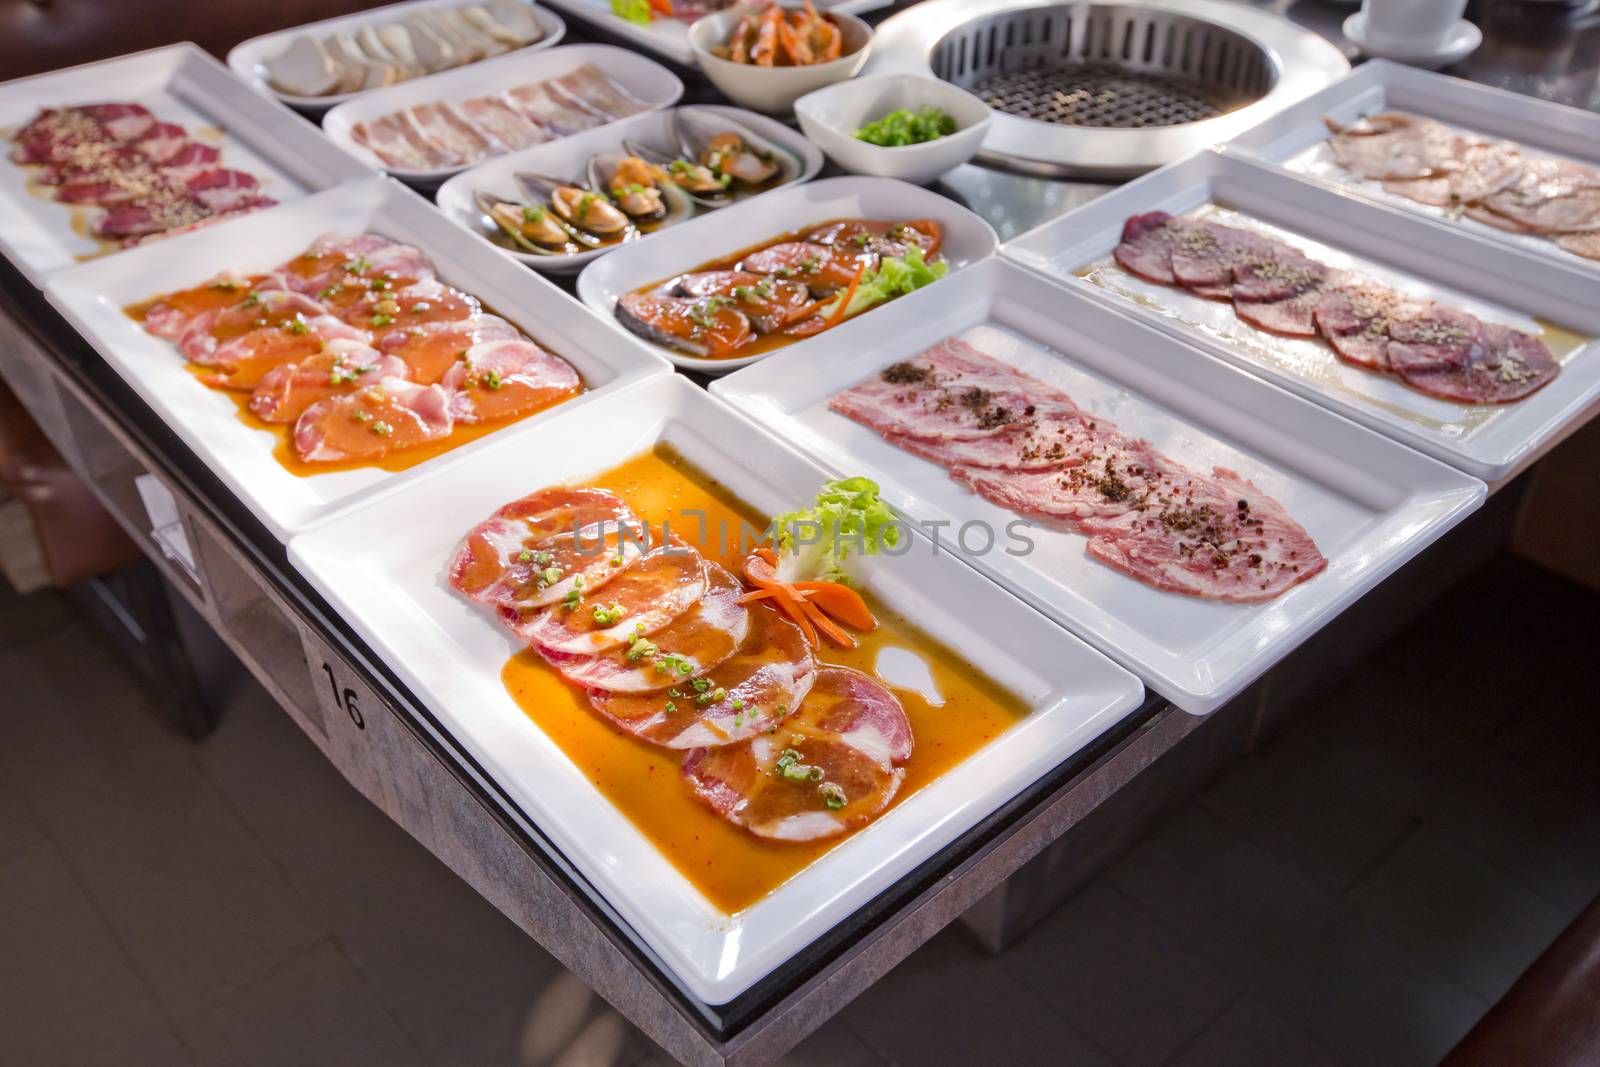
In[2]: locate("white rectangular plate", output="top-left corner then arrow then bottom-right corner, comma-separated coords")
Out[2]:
577,174 -> 999,374
322,43 -> 683,185
436,104 -> 824,274
536,0 -> 888,66
44,175 -> 671,540
1223,60 -> 1600,275
228,0 -> 566,115
0,43 -> 375,287
1002,150 -> 1600,483
287,373 -> 1145,1003
712,257 -> 1486,712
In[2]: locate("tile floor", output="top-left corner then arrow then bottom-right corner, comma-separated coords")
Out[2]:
0,553 -> 1595,1067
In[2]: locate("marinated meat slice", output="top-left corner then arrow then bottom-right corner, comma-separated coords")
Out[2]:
194,314 -> 369,391
1084,466 -> 1328,603
449,487 -> 636,606
1112,211 -> 1181,285
486,518 -> 647,613
439,337 -> 582,422
737,242 -> 868,294
672,270 -> 813,334
680,667 -> 912,842
293,377 -> 454,462
93,197 -> 212,239
1232,257 -> 1336,337
1555,231 -> 1600,261
1382,304 -> 1485,371
1481,159 -> 1600,234
140,272 -> 261,339
1388,321 -> 1559,404
1379,143 -> 1522,207
161,141 -> 223,175
804,218 -> 943,259
185,169 -> 262,213
1324,111 -> 1471,180
828,338 -> 1076,443
384,314 -> 522,382
177,288 -> 328,360
1169,222 -> 1293,292
615,292 -> 752,360
80,102 -> 157,142
508,542 -> 708,655
132,121 -> 188,165
538,567 -> 749,694
1312,282 -> 1430,371
285,234 -> 436,298
359,280 -> 482,342
590,603 -> 816,748
248,342 -> 405,423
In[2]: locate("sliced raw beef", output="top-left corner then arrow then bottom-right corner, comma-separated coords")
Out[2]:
886,412 -> 1099,471
590,603 -> 816,749
1113,211 -> 1181,285
1382,304 -> 1485,370
80,102 -> 156,142
93,198 -> 210,239
1481,159 -> 1600,233
538,567 -> 749,694
162,142 -> 222,175
1169,221 -> 1292,292
383,315 -> 521,383
1324,112 -> 1471,180
951,444 -> 1168,525
1084,466 -> 1328,603
131,121 -> 188,164
1232,257 -> 1336,337
185,169 -> 262,213
509,543 -> 708,655
672,271 -> 814,334
1388,321 -> 1559,404
292,378 -> 454,462
449,487 -> 636,606
248,342 -> 404,423
1312,283 -> 1429,371
439,338 -> 582,422
407,103 -> 488,166
681,667 -> 912,842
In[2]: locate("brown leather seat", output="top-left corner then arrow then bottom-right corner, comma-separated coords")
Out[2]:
0,380 -> 137,586
0,0 -> 399,80
1441,893 -> 1600,1067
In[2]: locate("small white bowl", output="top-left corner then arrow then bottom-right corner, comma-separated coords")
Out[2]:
688,5 -> 871,116
795,73 -> 992,185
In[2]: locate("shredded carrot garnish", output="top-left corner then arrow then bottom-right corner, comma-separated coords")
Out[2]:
825,260 -> 869,330
739,551 -> 875,649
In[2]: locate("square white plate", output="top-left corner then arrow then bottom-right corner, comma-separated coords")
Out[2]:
227,0 -> 567,115
1003,150 -> 1600,484
322,43 -> 683,186
1223,60 -> 1600,276
287,373 -> 1145,1003
576,174 -> 999,374
711,257 -> 1486,712
45,175 -> 672,540
0,43 -> 374,287
436,104 -> 824,274
536,0 -> 889,66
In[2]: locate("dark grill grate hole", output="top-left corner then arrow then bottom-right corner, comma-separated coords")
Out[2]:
970,65 -> 1233,128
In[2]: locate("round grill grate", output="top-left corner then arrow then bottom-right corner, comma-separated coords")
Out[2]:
970,64 -> 1230,128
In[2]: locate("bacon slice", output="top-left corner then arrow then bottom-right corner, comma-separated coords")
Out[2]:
538,567 -> 749,694
508,542 -> 708,655
449,487 -> 636,606
589,601 -> 816,748
681,667 -> 911,842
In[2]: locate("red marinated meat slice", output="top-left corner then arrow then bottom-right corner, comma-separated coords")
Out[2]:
1169,222 -> 1293,292
249,342 -> 406,423
292,378 -> 453,462
185,169 -> 261,213
177,289 -> 328,360
358,280 -> 482,339
1232,257 -> 1337,337
449,487 -> 636,606
589,602 -> 816,748
1381,304 -> 1485,371
439,338 -> 582,423
738,242 -> 869,295
680,667 -> 912,842
804,219 -> 943,259
614,292 -> 753,360
1312,283 -> 1431,372
92,196 -> 212,239
194,314 -> 369,391
507,542 -> 708,655
538,567 -> 749,694
161,142 -> 222,174
488,519 -> 647,612
132,122 -> 188,165
285,234 -> 436,297
672,271 -> 814,334
79,103 -> 156,142
1084,466 -> 1328,603
121,201 -> 273,247
381,315 -> 522,383
1112,211 -> 1180,285
11,108 -> 106,164
1324,112 -> 1471,180
1388,321 -> 1560,404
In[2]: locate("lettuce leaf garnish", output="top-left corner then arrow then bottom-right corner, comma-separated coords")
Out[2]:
815,245 -> 948,324
771,476 -> 902,584
610,0 -> 654,25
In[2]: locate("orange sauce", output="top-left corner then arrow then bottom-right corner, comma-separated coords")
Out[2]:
501,446 -> 1028,914
127,277 -> 583,478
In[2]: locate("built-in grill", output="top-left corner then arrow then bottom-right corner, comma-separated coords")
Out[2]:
869,0 -> 1348,178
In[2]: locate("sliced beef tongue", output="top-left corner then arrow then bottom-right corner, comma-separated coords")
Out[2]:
538,567 -> 749,694
507,542 -> 708,655
1480,159 -> 1600,234
1112,211 -> 1181,285
1232,257 -> 1338,337
1324,111 -> 1472,180
589,600 -> 817,748
1388,320 -> 1560,404
1313,282 -> 1431,371
449,487 -> 637,607
681,667 -> 912,842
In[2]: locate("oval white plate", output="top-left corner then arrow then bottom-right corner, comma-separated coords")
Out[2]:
576,174 -> 999,374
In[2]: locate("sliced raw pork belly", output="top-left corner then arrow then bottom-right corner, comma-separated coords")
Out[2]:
456,96 -> 549,151
550,65 -> 649,118
509,543 -> 708,655
248,341 -> 405,423
589,599 -> 817,748
1387,320 -> 1559,404
292,378 -> 453,462
449,487 -> 637,606
440,338 -> 582,422
681,667 -> 912,842
1555,231 -> 1600,261
538,567 -> 749,694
